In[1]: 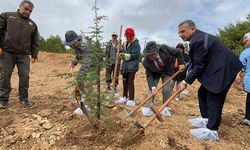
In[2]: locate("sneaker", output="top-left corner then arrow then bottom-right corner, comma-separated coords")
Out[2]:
0,101 -> 8,109
116,97 -> 127,104
188,117 -> 208,128
141,107 -> 154,116
243,119 -> 250,126
160,107 -> 171,116
190,128 -> 219,141
20,100 -> 33,108
126,100 -> 136,107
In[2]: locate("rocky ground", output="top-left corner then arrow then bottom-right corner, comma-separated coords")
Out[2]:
0,52 -> 249,150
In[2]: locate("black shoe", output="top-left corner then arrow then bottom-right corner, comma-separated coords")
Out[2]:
20,100 -> 33,108
114,87 -> 118,93
0,101 -> 8,109
107,84 -> 111,90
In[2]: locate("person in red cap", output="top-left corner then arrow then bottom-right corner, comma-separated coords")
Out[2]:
116,27 -> 141,107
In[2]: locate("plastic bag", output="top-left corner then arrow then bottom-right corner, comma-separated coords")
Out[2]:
188,117 -> 208,128
116,97 -> 127,104
160,107 -> 171,116
126,100 -> 136,107
74,107 -> 83,116
141,107 -> 154,116
190,128 -> 219,141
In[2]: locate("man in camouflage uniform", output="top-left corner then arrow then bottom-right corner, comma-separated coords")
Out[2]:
105,32 -> 120,93
0,0 -> 39,108
64,30 -> 93,103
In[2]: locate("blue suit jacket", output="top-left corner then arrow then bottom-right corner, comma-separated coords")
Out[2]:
185,30 -> 243,93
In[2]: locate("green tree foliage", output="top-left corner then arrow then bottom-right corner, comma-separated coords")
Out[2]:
218,14 -> 250,56
38,35 -> 66,53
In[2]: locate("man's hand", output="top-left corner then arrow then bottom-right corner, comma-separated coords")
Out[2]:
151,87 -> 157,96
179,64 -> 185,72
179,81 -> 187,91
31,56 -> 38,63
69,63 -> 74,69
0,48 -> 3,56
235,71 -> 242,84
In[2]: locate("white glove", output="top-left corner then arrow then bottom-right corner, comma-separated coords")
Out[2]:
124,54 -> 131,61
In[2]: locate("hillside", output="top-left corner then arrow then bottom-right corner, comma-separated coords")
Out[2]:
0,52 -> 249,150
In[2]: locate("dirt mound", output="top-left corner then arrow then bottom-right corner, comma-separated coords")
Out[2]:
0,52 -> 249,150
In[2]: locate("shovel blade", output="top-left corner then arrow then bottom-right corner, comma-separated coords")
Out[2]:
120,121 -> 145,147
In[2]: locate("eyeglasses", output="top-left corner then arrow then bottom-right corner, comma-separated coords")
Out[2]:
179,28 -> 190,34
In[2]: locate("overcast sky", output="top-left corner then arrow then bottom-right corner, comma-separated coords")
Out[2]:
1,0 -> 249,48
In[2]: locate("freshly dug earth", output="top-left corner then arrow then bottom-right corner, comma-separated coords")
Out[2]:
0,52 -> 249,150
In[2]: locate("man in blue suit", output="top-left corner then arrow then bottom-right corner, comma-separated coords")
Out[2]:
178,19 -> 243,141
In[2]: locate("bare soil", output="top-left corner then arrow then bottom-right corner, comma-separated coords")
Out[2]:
0,52 -> 249,150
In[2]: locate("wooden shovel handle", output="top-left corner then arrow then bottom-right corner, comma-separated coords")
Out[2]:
112,25 -> 123,86
143,88 -> 182,128
126,63 -> 189,118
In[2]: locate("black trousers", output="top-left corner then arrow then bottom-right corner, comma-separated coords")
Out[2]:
122,72 -> 136,100
198,84 -> 232,130
0,51 -> 30,102
246,93 -> 250,120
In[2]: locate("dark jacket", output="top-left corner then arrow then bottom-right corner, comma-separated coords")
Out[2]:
185,30 -> 243,93
0,11 -> 39,58
121,39 -> 141,74
173,52 -> 189,81
72,43 -> 94,73
143,44 -> 185,88
105,40 -> 118,65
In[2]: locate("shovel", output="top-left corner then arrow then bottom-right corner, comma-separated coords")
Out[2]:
124,64 -> 188,118
120,88 -> 182,147
71,68 -> 99,129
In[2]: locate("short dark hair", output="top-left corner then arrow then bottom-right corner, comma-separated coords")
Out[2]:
20,0 -> 34,8
178,19 -> 196,29
176,43 -> 185,50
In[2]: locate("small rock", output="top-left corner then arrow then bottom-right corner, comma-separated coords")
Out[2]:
31,132 -> 41,139
0,128 -> 9,137
42,122 -> 53,130
31,143 -> 40,150
22,131 -> 31,140
40,141 -> 50,150
38,109 -> 52,117
49,135 -> 56,145
5,135 -> 16,144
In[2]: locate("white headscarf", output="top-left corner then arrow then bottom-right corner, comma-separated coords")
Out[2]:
244,32 -> 250,38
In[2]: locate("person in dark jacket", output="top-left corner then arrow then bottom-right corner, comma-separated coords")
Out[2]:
178,19 -> 243,141
0,0 -> 38,108
141,41 -> 185,116
105,32 -> 120,93
117,27 -> 140,107
172,43 -> 189,101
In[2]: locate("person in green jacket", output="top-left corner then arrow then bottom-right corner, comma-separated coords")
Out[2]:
0,0 -> 38,108
117,27 -> 141,107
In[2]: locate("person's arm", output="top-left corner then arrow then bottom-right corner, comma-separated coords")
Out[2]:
235,52 -> 246,84
105,41 -> 111,59
0,13 -> 7,49
162,44 -> 185,65
146,68 -> 156,89
184,40 -> 208,84
30,24 -> 39,61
